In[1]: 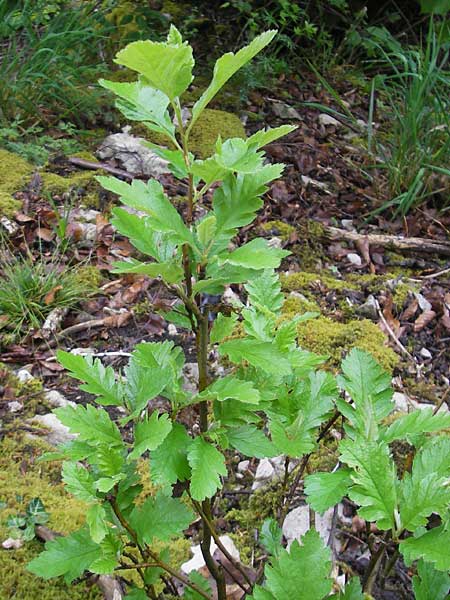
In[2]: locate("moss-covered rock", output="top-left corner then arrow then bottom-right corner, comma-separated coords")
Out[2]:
281,271 -> 355,295
0,149 -> 35,216
189,109 -> 245,158
260,220 -> 295,241
289,314 -> 398,371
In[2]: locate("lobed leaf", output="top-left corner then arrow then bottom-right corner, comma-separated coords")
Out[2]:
304,468 -> 353,515
187,436 -> 227,501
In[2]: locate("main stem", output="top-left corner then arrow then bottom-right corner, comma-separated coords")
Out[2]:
196,312 -> 227,600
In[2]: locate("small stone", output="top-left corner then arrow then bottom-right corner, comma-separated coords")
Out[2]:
167,323 -> 178,336
252,458 -> 275,490
319,113 -> 341,127
237,460 -> 250,473
267,236 -> 282,249
419,347 -> 432,359
183,363 -> 199,395
356,295 -> 378,321
30,414 -> 76,446
181,535 -> 240,574
77,208 -> 100,223
16,369 -> 33,383
393,391 -> 412,412
2,537 -> 23,549
341,219 -> 354,230
301,175 -> 331,193
271,101 -> 301,120
7,401 -> 23,413
283,505 -> 339,549
44,390 -> 75,409
347,252 -> 362,266
414,293 -> 432,312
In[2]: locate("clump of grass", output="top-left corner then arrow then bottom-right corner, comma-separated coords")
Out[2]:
368,20 -> 450,215
0,249 -> 97,336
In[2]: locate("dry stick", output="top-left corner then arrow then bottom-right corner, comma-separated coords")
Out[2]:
374,298 -> 416,363
433,386 -> 450,415
362,531 -> 392,594
67,156 -> 134,180
420,266 -> 450,279
324,225 -> 450,257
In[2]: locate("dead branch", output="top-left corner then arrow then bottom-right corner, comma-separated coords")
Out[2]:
324,226 -> 450,257
68,156 -> 133,180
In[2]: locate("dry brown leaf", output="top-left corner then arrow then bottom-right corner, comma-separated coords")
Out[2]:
36,227 -> 55,242
413,309 -> 436,332
400,298 -> 419,321
44,285 -> 63,305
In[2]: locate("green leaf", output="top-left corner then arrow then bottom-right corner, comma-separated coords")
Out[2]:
114,26 -> 194,100
88,532 -> 121,574
129,492 -> 194,544
189,30 -> 276,128
199,375 -> 260,404
219,338 -> 291,376
62,462 -> 97,502
339,439 -> 398,531
412,559 -> 450,600
400,526 -> 450,572
329,578 -> 364,599
27,527 -> 101,583
418,0 -> 450,15
124,588 -> 148,600
381,408 -> 450,444
183,571 -> 213,600
245,269 -> 284,314
260,518 -> 283,559
251,530 -> 332,600
129,412 -> 173,460
86,504 -> 108,544
221,238 -> 290,270
227,425 -> 276,458
337,348 -> 393,440
210,313 -> 238,344
124,348 -> 171,418
26,498 -> 49,525
187,437 -> 227,501
247,125 -> 297,149
57,350 -> 123,406
214,137 -> 264,173
55,404 -> 123,447
113,258 -> 183,284
150,422 -> 191,491
304,468 -> 353,515
99,78 -> 174,140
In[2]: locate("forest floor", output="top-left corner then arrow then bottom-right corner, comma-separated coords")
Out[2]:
0,66 -> 449,599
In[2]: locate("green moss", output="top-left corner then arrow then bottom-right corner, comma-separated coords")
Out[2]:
0,149 -> 35,216
282,293 -> 320,315
293,316 -> 398,371
189,109 -> 245,158
0,434 -> 101,599
281,271 -> 355,294
260,220 -> 295,241
40,170 -> 99,196
73,265 -> 103,289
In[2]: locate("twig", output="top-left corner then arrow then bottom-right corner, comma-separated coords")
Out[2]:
68,156 -> 133,180
374,298 -> 415,362
420,266 -> 450,280
433,386 -> 450,415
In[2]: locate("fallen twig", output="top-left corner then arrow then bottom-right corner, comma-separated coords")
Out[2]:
68,156 -> 133,180
324,226 -> 450,257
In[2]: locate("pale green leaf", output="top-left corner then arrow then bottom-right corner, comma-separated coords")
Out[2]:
129,412 -> 173,460
57,350 -> 123,406
400,526 -> 450,572
247,125 -> 297,149
187,437 -> 227,501
86,504 -> 108,544
221,238 -> 290,270
190,30 -> 276,127
250,530 -> 332,600
210,313 -> 238,344
62,461 -> 97,503
55,404 -> 123,447
245,269 -> 284,314
199,374 -> 260,404
260,518 -> 283,558
214,137 -> 264,173
304,468 -> 353,514
129,492 -> 194,544
150,422 -> 191,491
99,78 -> 174,139
412,559 -> 450,600
329,578 -> 364,599
113,258 -> 183,284
337,348 -> 393,440
114,31 -> 194,100
227,425 -> 276,458
88,532 -> 121,574
219,338 -> 291,376
381,408 -> 450,444
339,439 -> 398,531
27,527 -> 101,583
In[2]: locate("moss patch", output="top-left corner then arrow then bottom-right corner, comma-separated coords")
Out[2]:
260,220 -> 295,241
189,109 -> 245,158
281,271 -> 355,295
0,149 -> 35,216
290,314 -> 398,371
0,435 -> 101,600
